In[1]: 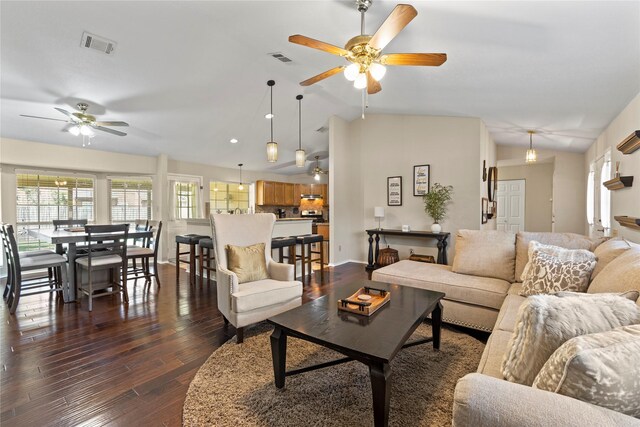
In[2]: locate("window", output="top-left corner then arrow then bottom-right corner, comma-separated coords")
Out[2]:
586,167 -> 595,226
210,181 -> 250,214
108,177 -> 153,223
16,172 -> 95,251
175,182 -> 197,219
600,153 -> 611,229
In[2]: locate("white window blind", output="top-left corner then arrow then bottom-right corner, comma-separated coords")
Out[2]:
16,172 -> 95,251
586,167 -> 595,226
600,153 -> 611,229
108,177 -> 153,223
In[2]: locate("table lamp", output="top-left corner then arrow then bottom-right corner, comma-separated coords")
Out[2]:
374,207 -> 385,230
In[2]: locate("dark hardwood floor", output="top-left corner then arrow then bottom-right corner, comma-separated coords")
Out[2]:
1,262 -> 368,426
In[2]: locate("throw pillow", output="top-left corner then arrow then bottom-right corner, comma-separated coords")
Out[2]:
226,243 -> 269,284
451,230 -> 516,282
588,247 -> 640,298
501,293 -> 640,386
591,238 -> 634,279
520,243 -> 596,296
533,324 -> 640,417
514,232 -> 593,282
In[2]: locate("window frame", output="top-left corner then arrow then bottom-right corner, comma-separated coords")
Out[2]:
107,175 -> 153,223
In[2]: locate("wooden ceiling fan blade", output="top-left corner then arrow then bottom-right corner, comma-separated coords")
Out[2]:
300,66 -> 345,86
368,4 -> 417,51
289,35 -> 348,57
380,53 -> 447,66
19,114 -> 68,122
94,126 -> 127,136
366,72 -> 382,94
94,121 -> 129,127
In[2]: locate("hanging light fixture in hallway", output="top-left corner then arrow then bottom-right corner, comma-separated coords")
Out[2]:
266,80 -> 278,162
295,94 -> 306,167
525,130 -> 537,163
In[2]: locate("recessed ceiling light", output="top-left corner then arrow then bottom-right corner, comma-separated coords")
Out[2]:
265,113 -> 274,119
230,138 -> 238,144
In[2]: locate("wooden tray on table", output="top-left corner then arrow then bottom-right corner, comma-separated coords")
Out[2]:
337,286 -> 390,316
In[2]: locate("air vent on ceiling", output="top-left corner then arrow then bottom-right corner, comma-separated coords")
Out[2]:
269,52 -> 292,63
316,126 -> 329,133
81,31 -> 116,55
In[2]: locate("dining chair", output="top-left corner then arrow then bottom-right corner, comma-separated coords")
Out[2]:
1,223 -> 57,299
75,224 -> 129,312
127,221 -> 162,286
2,224 -> 68,314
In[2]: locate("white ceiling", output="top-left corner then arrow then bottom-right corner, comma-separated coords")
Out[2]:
1,1 -> 639,174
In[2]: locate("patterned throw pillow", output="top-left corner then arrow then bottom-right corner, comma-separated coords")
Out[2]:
501,293 -> 640,386
533,325 -> 640,417
520,242 -> 596,296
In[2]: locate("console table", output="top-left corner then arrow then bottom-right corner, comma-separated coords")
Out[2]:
365,229 -> 450,277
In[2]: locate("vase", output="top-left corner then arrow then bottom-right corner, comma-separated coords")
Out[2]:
431,223 -> 441,233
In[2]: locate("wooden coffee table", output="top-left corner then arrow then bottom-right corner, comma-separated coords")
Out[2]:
267,280 -> 444,427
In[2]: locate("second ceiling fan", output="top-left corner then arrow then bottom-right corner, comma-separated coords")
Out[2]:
289,1 -> 447,94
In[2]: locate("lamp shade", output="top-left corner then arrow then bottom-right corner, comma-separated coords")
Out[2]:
374,207 -> 385,218
266,141 -> 278,162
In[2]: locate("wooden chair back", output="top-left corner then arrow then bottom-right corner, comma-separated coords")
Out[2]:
83,224 -> 129,269
53,219 -> 88,230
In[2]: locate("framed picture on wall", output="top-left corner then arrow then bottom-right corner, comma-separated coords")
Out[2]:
387,176 -> 402,206
413,164 -> 430,196
481,197 -> 489,224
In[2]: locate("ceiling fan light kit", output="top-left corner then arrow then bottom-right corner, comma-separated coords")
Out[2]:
266,80 -> 278,163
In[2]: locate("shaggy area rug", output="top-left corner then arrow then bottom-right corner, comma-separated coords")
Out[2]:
183,322 -> 485,426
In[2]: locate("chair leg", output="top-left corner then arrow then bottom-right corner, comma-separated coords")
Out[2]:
320,240 -> 325,283
206,248 -> 212,284
9,272 -> 20,314
175,243 -> 180,281
122,266 -> 129,304
189,243 -> 196,286
153,257 -> 160,287
300,243 -> 306,282
59,263 -> 68,298
88,267 -> 93,312
199,246 -> 204,285
223,315 -> 229,325
236,327 -> 244,344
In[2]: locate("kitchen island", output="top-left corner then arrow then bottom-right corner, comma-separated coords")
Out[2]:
184,217 -> 312,238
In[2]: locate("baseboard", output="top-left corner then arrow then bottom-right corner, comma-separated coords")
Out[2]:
331,259 -> 367,267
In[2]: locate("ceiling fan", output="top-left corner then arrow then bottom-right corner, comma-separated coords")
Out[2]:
20,102 -> 129,137
289,0 -> 447,94
310,155 -> 327,181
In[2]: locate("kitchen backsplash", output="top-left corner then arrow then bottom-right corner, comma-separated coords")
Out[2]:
255,204 -> 328,221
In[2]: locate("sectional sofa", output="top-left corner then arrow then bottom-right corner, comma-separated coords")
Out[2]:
372,231 -> 640,426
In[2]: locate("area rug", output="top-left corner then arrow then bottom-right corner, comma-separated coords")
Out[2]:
183,322 -> 485,426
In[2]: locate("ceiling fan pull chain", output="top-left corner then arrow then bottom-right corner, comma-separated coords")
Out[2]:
361,89 -> 366,119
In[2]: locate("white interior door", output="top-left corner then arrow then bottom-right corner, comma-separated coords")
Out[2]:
496,180 -> 525,232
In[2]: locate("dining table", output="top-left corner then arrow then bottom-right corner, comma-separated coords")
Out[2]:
27,226 -> 153,303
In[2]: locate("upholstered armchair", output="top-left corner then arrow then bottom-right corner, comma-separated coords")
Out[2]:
210,213 -> 302,343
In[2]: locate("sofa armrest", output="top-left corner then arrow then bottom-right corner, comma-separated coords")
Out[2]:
216,266 -> 239,295
453,373 -> 638,427
268,260 -> 294,282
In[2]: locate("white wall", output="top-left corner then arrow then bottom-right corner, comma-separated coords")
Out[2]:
330,114 -> 495,264
497,145 -> 585,235
585,92 -> 640,242
480,120 -> 498,230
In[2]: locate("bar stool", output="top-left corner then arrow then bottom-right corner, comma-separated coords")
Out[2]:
198,237 -> 216,285
271,236 -> 297,274
175,234 -> 208,285
295,234 -> 325,284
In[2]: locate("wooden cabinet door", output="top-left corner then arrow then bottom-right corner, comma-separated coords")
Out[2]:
274,182 -> 285,206
256,180 -> 265,205
283,183 -> 295,206
294,184 -> 302,206
299,184 -> 310,196
263,181 -> 275,205
322,184 -> 329,207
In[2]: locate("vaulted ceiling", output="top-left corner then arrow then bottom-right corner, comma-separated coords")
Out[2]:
1,1 -> 638,174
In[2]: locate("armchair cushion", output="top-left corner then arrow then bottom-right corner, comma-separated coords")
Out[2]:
268,260 -> 295,282
232,279 -> 302,313
226,243 -> 269,284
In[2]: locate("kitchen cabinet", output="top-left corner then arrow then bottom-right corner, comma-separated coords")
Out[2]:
256,180 -> 275,206
284,183 -> 296,206
322,184 -> 329,207
274,182 -> 285,205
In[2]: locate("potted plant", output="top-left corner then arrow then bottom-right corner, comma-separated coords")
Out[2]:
423,183 -> 454,233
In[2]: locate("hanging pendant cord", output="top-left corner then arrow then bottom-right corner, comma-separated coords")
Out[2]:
270,85 -> 274,141
298,97 -> 302,149
529,133 -> 533,149
361,10 -> 365,35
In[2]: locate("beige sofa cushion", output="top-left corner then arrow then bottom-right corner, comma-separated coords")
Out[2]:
372,260 -> 510,309
494,294 -> 525,333
501,293 -> 640,386
592,238 -> 636,279
588,247 -> 640,297
452,230 -> 516,282
514,232 -> 593,282
232,278 -> 301,313
477,330 -> 512,378
533,325 -> 640,417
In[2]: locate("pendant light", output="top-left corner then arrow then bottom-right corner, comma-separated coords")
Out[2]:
238,163 -> 244,190
266,80 -> 278,162
295,94 -> 306,168
525,130 -> 537,163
